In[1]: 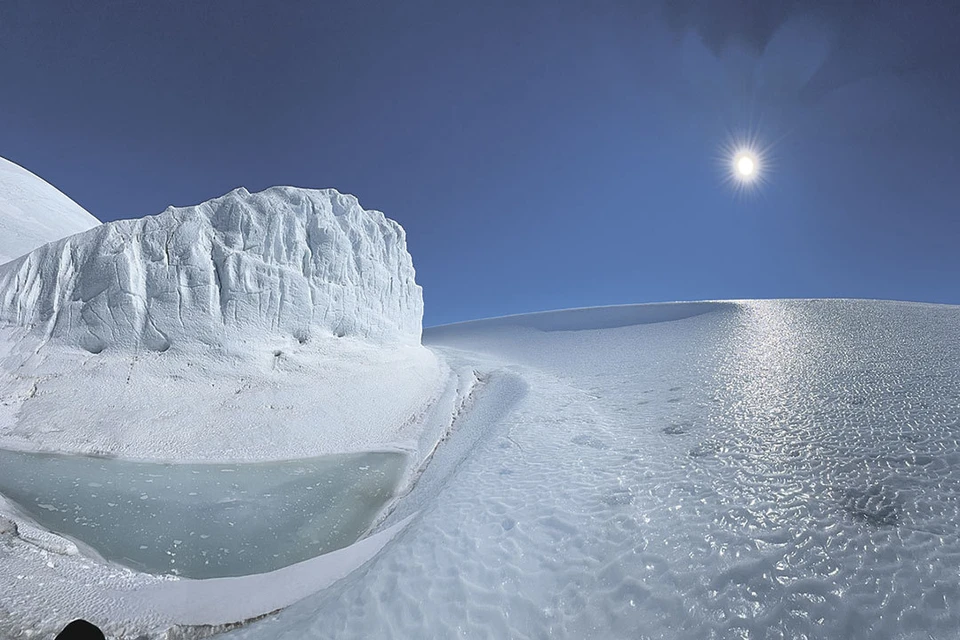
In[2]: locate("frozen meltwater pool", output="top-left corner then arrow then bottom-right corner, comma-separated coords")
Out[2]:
0,449 -> 407,579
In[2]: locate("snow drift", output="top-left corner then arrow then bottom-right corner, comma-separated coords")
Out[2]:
0,156 -> 100,265
0,186 -> 423,352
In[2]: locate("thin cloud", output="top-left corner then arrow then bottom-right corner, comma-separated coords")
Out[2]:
660,0 -> 960,102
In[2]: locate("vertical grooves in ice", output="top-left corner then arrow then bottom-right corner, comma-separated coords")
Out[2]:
0,186 -> 423,350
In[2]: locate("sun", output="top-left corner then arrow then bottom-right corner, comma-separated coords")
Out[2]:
719,132 -> 772,194
733,150 -> 759,182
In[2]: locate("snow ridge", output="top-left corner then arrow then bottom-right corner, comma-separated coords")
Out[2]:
0,186 -> 423,350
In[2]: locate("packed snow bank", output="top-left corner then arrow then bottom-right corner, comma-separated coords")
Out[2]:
0,331 -> 446,461
0,156 -> 100,265
0,186 -> 423,351
0,351 -> 469,635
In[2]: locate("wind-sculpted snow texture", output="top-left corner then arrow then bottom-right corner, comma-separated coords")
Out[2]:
227,300 -> 960,640
0,156 -> 100,265
0,186 -> 422,351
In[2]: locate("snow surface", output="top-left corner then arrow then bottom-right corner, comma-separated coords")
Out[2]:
5,299 -> 960,637
0,157 -> 100,265
222,299 -> 960,640
0,334 -> 447,461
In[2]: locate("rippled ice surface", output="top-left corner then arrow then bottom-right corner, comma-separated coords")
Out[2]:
229,300 -> 960,640
0,450 -> 406,578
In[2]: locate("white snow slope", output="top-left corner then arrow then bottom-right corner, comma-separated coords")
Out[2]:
222,299 -> 960,640
0,157 -> 100,265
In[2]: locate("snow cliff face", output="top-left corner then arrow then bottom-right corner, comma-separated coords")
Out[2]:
0,156 -> 100,265
0,186 -> 423,350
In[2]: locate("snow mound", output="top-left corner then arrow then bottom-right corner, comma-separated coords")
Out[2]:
0,156 -> 100,265
0,186 -> 423,351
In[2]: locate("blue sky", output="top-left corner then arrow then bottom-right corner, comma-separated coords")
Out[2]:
2,0 -> 958,326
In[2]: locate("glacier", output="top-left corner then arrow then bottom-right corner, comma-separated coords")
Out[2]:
0,157 -> 100,266
2,157 -> 960,639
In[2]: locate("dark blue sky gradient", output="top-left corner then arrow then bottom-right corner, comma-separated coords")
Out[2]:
2,0 -> 958,325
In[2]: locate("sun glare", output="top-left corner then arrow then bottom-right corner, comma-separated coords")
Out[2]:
720,133 -> 771,194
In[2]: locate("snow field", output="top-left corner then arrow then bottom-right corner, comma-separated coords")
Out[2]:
228,300 -> 960,640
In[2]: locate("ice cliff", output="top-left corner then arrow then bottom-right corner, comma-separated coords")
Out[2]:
0,186 -> 424,350
0,156 -> 100,265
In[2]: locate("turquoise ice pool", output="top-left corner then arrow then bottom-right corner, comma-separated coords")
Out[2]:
0,449 -> 408,579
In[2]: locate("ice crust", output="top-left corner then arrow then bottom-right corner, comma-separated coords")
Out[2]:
0,448 -> 408,579
0,186 -> 423,351
0,157 -> 100,265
